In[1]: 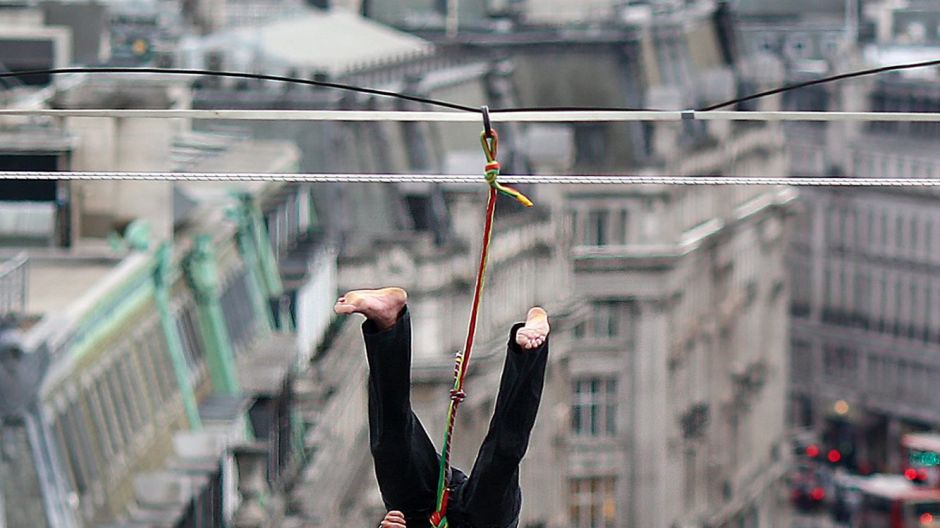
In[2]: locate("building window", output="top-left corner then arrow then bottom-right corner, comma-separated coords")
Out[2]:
574,321 -> 586,339
569,477 -> 616,528
176,304 -> 205,377
592,301 -> 619,338
927,219 -> 934,256
898,361 -> 910,398
896,214 -> 904,252
878,272 -> 888,332
882,212 -> 889,252
220,271 -> 258,353
618,209 -> 629,244
867,356 -> 880,391
926,283 -> 934,343
574,125 -> 608,167
838,208 -> 848,250
575,301 -> 636,342
823,344 -> 858,384
585,209 -> 609,246
825,208 -> 836,242
791,339 -> 813,382
894,276 -> 904,337
572,378 -> 617,437
854,269 -> 870,328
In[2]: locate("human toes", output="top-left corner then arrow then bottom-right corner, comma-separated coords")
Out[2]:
334,297 -> 356,314
381,510 -> 406,527
515,329 -> 541,349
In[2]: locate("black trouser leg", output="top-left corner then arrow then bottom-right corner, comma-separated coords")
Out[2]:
457,323 -> 550,528
364,308 -> 440,526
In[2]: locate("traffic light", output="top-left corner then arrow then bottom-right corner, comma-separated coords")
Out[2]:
806,444 -> 820,458
827,449 -> 842,464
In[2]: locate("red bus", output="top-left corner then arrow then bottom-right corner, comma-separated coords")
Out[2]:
856,475 -> 940,528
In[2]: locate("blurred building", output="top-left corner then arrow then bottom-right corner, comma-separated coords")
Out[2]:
178,6 -> 534,249
286,187 -> 578,527
0,174 -> 338,528
0,2 -> 803,528
369,1 -> 797,526
784,0 -> 940,475
0,44 -> 341,528
0,9 -> 578,528
557,5 -> 794,528
0,6 -> 72,94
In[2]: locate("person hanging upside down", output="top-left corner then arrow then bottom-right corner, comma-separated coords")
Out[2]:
334,287 -> 550,528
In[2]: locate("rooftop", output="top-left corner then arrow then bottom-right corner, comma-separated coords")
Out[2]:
732,0 -> 847,16
864,44 -> 940,80
175,140 -> 300,217
0,126 -> 75,153
191,8 -> 433,76
23,255 -> 121,318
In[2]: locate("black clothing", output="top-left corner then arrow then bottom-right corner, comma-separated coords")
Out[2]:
363,307 -> 549,528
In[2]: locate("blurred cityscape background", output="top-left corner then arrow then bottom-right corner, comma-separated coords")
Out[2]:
0,0 -> 939,527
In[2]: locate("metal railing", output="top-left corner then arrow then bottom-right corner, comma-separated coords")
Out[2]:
0,253 -> 28,318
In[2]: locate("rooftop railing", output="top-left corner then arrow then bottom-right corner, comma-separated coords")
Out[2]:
0,253 -> 28,319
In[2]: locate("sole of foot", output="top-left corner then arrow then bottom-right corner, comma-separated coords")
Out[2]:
334,287 -> 407,331
516,306 -> 549,350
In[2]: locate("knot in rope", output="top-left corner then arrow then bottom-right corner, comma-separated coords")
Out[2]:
479,130 -> 533,207
484,161 -> 501,184
449,389 -> 466,403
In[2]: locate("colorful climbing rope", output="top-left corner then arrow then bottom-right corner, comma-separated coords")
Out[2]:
429,119 -> 533,528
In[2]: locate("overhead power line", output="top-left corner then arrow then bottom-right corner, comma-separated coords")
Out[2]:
2,58 -> 940,115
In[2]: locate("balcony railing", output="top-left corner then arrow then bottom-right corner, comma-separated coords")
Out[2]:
0,253 -> 28,319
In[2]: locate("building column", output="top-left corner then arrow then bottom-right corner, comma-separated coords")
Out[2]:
152,242 -> 202,430
230,193 -> 277,332
232,445 -> 272,528
185,235 -> 240,395
631,298 -> 670,528
26,406 -> 81,528
236,192 -> 290,330
809,193 -> 827,322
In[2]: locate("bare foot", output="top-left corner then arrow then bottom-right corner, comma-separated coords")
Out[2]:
381,510 -> 406,528
516,307 -> 549,350
334,287 -> 407,331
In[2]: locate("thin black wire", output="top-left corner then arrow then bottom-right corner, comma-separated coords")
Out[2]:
697,57 -> 940,111
3,58 -> 940,115
0,67 -> 479,112
492,59 -> 940,112
491,105 -> 659,113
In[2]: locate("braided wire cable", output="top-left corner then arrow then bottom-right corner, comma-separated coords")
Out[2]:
5,172 -> 940,185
